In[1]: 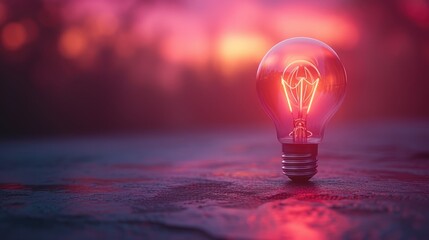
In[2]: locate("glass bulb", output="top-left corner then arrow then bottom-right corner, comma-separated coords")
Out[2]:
256,37 -> 346,181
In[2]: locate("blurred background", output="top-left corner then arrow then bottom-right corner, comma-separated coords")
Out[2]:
0,0 -> 428,137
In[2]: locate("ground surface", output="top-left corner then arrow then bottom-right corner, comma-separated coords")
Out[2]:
0,121 -> 428,240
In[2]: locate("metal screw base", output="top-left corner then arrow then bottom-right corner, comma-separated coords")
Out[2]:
282,144 -> 318,182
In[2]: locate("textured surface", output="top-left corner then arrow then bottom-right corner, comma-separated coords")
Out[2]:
0,122 -> 428,239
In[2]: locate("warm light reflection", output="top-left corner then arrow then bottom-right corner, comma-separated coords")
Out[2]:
160,25 -> 209,65
217,33 -> 270,75
2,22 -> 27,51
274,7 -> 359,49
245,200 -> 351,239
59,27 -> 88,59
133,6 -> 210,65
1,0 -> 361,91
85,12 -> 118,39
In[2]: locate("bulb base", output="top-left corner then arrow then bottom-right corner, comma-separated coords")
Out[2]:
282,144 -> 318,182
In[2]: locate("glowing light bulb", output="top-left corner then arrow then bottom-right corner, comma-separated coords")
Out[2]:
257,37 -> 346,181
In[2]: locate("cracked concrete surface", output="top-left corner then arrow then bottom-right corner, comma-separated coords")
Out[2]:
0,122 -> 428,239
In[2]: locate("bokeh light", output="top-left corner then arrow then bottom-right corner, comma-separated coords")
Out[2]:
2,22 -> 27,51
0,0 -> 427,136
59,27 -> 88,59
217,33 -> 270,76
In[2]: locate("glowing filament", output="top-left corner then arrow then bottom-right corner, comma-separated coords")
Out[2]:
281,60 -> 320,115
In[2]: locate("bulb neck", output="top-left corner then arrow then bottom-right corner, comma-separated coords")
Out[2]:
282,143 -> 318,182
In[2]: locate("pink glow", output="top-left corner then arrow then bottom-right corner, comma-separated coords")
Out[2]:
48,0 -> 360,80
271,6 -> 359,49
58,27 -> 88,59
2,22 -> 27,51
399,0 -> 429,28
4,0 -> 425,133
0,2 -> 7,24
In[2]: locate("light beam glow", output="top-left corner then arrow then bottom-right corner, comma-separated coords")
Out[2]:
281,60 -> 321,142
281,60 -> 320,115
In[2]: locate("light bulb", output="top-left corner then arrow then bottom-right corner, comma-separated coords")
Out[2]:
256,37 -> 346,181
